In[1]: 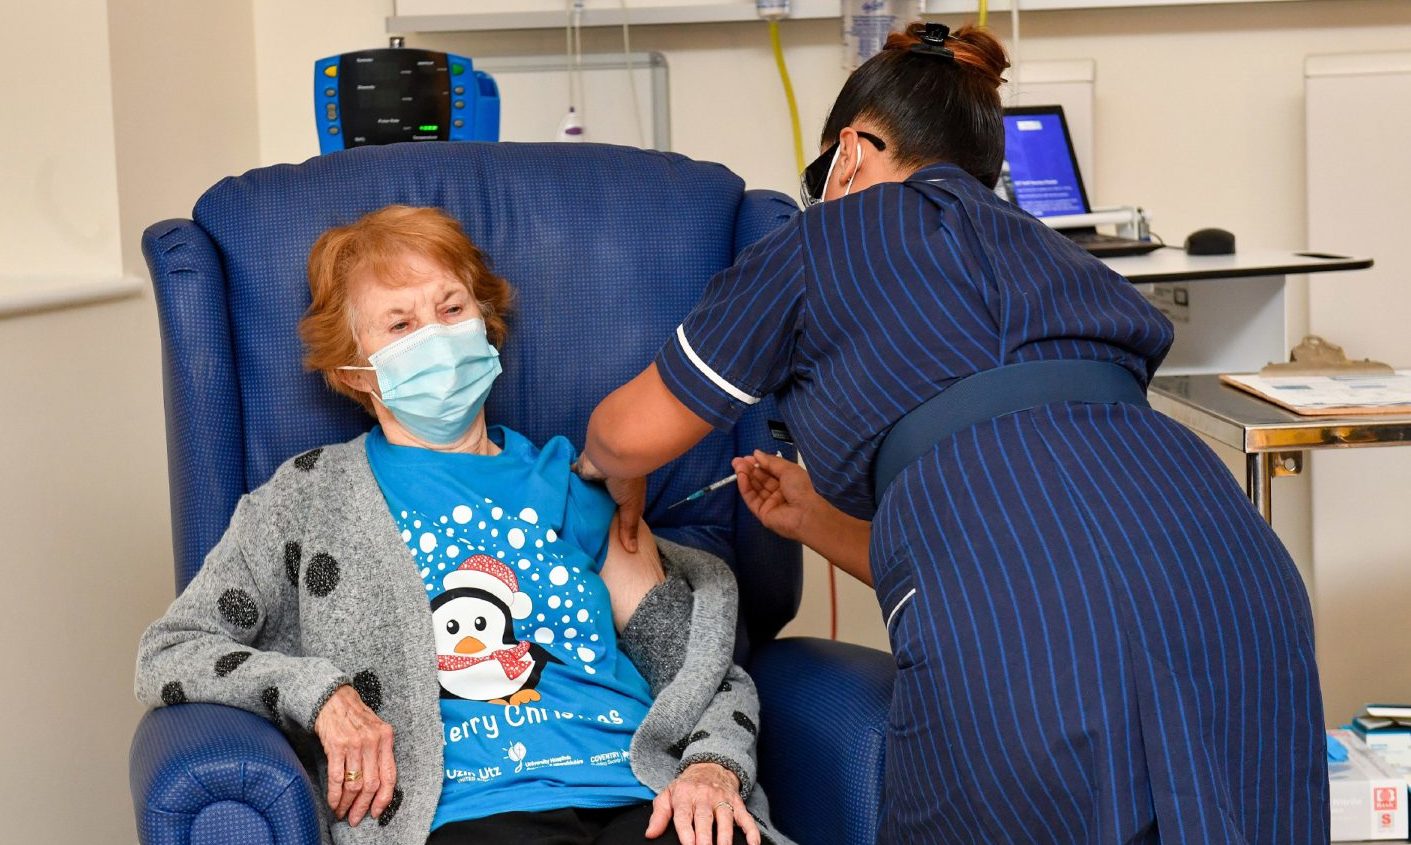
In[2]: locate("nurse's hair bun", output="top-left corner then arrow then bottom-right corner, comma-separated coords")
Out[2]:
821,21 -> 1010,188
885,22 -> 1008,89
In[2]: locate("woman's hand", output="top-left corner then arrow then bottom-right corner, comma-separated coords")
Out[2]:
599,516 -> 665,632
574,454 -> 647,553
646,762 -> 761,845
733,450 -> 875,586
313,684 -> 397,827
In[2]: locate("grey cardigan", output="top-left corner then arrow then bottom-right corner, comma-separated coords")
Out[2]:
135,436 -> 793,845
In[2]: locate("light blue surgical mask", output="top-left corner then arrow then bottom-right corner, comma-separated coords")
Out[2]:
342,318 -> 502,445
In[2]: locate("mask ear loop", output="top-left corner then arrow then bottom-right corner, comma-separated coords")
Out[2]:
843,139 -> 864,197
820,135 -> 866,202
819,144 -> 842,203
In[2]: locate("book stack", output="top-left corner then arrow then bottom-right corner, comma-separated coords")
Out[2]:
1353,704 -> 1411,770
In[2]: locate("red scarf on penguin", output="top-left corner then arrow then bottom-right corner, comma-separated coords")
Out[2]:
436,555 -> 536,679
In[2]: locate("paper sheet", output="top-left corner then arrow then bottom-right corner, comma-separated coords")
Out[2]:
1221,371 -> 1411,415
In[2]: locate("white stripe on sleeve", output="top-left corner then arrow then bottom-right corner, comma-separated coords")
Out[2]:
675,325 -> 761,406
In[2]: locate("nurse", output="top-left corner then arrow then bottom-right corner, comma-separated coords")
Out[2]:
577,21 -> 1327,844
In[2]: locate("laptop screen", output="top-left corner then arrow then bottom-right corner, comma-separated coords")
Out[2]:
1001,105 -> 1091,218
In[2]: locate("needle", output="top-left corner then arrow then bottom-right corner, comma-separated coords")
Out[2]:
665,451 -> 784,510
666,473 -> 738,510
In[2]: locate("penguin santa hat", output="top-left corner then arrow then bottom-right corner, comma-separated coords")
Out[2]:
444,554 -> 533,620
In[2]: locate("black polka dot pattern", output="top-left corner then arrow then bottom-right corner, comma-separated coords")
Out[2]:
732,711 -> 757,736
161,681 -> 186,706
668,730 -> 711,757
218,589 -> 259,629
284,541 -> 301,587
293,448 -> 323,471
305,552 -> 340,597
717,679 -> 732,693
261,686 -> 280,720
215,651 -> 253,677
377,787 -> 403,827
353,670 -> 383,713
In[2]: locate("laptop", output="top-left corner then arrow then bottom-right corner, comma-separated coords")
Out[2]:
999,105 -> 1161,257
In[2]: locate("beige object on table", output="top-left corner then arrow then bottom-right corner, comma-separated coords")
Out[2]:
1260,335 -> 1393,377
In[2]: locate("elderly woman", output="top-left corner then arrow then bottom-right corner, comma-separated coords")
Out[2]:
135,206 -> 789,845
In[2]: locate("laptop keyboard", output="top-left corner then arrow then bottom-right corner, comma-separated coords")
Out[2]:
1064,231 -> 1162,257
1068,232 -> 1132,246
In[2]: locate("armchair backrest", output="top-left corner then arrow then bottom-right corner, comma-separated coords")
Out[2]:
143,142 -> 801,654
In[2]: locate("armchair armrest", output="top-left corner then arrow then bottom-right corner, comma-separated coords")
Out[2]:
750,637 -> 895,845
130,703 -> 322,845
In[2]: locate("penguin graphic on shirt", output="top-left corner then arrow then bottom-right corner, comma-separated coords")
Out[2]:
431,555 -> 559,706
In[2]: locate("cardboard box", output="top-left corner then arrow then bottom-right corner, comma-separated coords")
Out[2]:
1329,729 -> 1410,841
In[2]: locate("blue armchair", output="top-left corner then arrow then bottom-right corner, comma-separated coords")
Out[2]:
132,142 -> 894,845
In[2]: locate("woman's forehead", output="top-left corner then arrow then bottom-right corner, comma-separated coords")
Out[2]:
349,253 -> 468,301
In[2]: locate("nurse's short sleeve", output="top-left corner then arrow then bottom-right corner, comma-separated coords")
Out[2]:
655,220 -> 805,430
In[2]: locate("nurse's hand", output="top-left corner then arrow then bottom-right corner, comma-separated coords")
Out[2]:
605,475 -> 647,553
600,516 -> 665,632
574,453 -> 646,553
647,762 -> 761,845
731,451 -> 824,544
734,450 -> 875,586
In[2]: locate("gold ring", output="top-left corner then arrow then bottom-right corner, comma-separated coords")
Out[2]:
344,770 -> 363,783
714,800 -> 732,811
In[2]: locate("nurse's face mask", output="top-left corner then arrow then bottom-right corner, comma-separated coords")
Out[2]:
341,318 -> 502,445
799,131 -> 887,207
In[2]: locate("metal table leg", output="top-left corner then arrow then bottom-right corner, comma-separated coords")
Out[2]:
1246,452 -> 1274,524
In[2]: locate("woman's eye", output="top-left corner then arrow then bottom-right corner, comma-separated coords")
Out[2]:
446,619 -> 460,634
391,321 -> 409,332
474,617 -> 488,631
445,305 -> 463,315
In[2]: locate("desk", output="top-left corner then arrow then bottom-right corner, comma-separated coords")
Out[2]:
1104,247 -> 1370,284
1101,249 -> 1372,377
1148,374 -> 1411,523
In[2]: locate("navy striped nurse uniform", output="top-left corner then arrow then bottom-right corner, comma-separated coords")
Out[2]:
653,162 -> 1326,843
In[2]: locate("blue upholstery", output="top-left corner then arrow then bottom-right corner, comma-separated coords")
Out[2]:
133,141 -> 892,844
131,704 -> 322,845
753,638 -> 896,845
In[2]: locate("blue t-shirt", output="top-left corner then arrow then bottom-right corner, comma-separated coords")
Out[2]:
365,426 -> 656,828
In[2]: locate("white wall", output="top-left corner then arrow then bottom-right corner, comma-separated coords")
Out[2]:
0,0 -> 122,275
0,2 -> 261,842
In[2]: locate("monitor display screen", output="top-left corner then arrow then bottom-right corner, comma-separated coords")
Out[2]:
339,50 -> 450,147
1002,110 -> 1088,218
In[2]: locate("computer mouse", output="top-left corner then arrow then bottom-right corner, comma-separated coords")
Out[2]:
1185,227 -> 1236,255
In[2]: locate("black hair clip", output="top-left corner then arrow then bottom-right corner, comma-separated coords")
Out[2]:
910,22 -> 955,61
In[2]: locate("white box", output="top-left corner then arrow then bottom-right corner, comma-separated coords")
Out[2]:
1354,726 -> 1411,769
1329,729 -> 1410,841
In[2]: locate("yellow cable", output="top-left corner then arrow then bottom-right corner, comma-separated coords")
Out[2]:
978,0 -> 988,27
770,19 -> 806,174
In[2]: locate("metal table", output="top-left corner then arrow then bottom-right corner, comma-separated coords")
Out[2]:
1148,374 -> 1411,523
